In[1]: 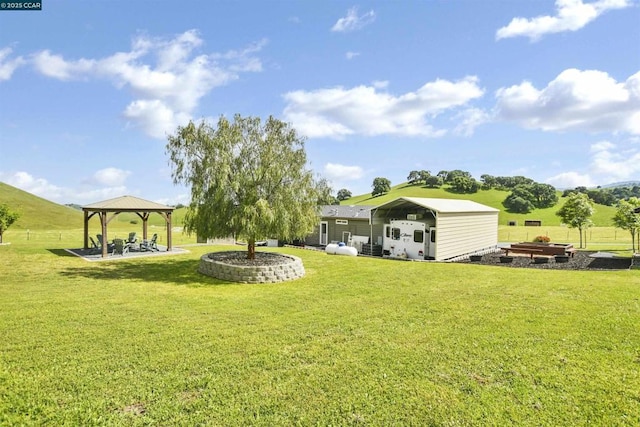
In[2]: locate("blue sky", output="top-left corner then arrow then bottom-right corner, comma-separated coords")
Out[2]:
1,0 -> 639,205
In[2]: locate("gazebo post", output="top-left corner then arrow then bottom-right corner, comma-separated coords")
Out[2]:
167,212 -> 172,251
142,213 -> 149,241
101,212 -> 108,258
83,210 -> 89,250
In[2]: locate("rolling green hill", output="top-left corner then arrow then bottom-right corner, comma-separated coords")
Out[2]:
0,182 -> 83,230
0,182 -> 189,230
0,180 -> 619,230
343,182 -> 617,226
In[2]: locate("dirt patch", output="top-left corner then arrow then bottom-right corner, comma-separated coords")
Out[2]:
461,251 -> 631,270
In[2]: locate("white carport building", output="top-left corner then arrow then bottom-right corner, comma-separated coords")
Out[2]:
371,197 -> 499,261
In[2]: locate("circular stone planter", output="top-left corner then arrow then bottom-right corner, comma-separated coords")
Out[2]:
198,251 -> 305,283
500,256 -> 514,263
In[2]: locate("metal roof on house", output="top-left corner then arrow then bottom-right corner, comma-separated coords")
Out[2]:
321,205 -> 374,219
82,195 -> 174,211
373,197 -> 499,213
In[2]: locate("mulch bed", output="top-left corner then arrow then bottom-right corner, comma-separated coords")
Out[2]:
461,251 -> 631,271
208,251 -> 292,266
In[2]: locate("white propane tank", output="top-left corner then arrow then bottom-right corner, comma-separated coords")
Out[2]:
335,245 -> 358,256
325,243 -> 339,254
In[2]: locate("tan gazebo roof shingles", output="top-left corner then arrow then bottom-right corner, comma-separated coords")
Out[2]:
83,195 -> 173,211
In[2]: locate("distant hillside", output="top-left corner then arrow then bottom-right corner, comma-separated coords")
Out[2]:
0,182 -> 83,229
600,181 -> 640,189
342,182 -> 617,226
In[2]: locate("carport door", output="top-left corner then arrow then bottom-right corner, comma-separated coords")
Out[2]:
320,221 -> 328,245
428,228 -> 436,258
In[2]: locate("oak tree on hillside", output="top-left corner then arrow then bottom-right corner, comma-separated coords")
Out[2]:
556,193 -> 595,249
371,177 -> 391,197
449,176 -> 480,194
166,115 -> 323,259
0,204 -> 19,244
337,188 -> 352,201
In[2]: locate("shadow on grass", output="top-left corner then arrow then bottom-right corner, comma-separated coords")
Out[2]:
587,258 -> 632,270
58,257 -> 232,287
47,248 -> 76,257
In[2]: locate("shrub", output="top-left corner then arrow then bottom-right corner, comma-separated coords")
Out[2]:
533,235 -> 550,243
130,220 -> 138,225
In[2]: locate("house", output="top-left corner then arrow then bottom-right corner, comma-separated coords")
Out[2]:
305,205 -> 384,254
371,197 -> 499,261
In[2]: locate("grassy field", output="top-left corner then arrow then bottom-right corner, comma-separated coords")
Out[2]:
1,236 -> 639,425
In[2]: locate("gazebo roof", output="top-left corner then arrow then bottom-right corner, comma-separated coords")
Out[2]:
83,195 -> 174,212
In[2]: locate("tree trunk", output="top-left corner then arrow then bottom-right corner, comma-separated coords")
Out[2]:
0,232 -> 3,244
247,238 -> 256,260
578,227 -> 583,249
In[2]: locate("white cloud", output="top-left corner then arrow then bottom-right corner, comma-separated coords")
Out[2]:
123,99 -> 191,139
324,163 -> 365,181
1,171 -> 64,200
496,0 -> 631,41
32,50 -> 95,80
545,171 -> 596,188
495,68 -> 640,135
91,168 -> 131,187
590,140 -> 640,180
0,47 -> 26,81
545,139 -> 640,188
345,51 -> 360,60
0,171 -> 132,204
453,108 -> 491,136
283,76 -> 484,139
331,7 -> 376,32
29,30 -> 265,139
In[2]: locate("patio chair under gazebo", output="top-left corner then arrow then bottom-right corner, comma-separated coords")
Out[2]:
82,195 -> 175,258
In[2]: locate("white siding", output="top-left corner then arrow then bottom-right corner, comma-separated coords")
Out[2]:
435,212 -> 498,260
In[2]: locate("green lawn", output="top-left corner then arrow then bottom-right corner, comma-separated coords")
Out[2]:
1,237 -> 639,425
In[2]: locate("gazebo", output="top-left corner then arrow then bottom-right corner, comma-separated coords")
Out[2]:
82,195 -> 175,258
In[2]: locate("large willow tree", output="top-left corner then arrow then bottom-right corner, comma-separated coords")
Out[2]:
166,115 -> 322,259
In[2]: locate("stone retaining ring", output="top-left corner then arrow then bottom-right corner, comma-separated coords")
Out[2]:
198,252 -> 305,283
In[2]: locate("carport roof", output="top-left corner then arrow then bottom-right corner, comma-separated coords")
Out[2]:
373,197 -> 499,213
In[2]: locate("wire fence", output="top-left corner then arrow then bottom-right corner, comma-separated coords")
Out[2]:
3,229 -> 197,246
499,226 -> 637,249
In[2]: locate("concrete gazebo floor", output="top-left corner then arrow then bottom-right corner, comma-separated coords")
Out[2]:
65,245 -> 190,262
